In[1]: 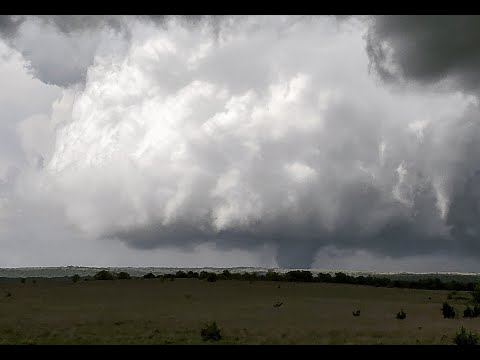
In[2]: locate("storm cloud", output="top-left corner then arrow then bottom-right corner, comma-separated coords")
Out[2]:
2,15 -> 480,269
366,15 -> 480,92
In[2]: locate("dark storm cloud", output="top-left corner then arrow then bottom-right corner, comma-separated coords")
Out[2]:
366,15 -> 480,91
0,15 -> 25,37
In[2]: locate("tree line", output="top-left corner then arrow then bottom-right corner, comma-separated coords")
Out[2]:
90,269 -> 479,291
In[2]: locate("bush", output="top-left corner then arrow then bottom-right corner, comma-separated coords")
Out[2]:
453,326 -> 479,345
94,270 -> 115,280
464,305 -> 480,318
117,272 -> 131,280
200,321 -> 222,341
143,272 -> 156,279
20,278 -> 26,284
396,309 -> 407,319
72,274 -> 80,283
442,302 -> 456,319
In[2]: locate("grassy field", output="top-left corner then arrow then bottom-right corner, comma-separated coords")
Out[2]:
0,277 -> 478,344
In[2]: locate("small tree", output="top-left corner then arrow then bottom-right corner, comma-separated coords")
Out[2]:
200,321 -> 222,341
72,274 -> 80,283
442,302 -> 456,319
143,272 -> 156,279
20,278 -> 26,284
453,326 -> 479,345
396,309 -> 407,320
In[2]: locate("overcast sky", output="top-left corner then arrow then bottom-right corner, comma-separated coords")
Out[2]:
2,15 -> 480,271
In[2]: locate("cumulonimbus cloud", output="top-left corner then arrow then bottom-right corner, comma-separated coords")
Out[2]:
5,15 -> 473,268
4,15 -> 480,268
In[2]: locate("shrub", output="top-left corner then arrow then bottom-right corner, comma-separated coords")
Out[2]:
464,306 -> 476,318
453,326 -> 479,345
200,321 -> 222,341
20,278 -> 26,284
72,274 -> 80,283
117,272 -> 131,280
464,305 -> 480,318
94,270 -> 115,281
442,302 -> 456,319
352,310 -> 361,317
396,309 -> 407,319
143,272 -> 156,279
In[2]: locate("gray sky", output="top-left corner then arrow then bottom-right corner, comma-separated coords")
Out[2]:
1,15 -> 480,271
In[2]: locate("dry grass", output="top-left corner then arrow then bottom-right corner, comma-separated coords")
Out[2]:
0,278 -> 477,344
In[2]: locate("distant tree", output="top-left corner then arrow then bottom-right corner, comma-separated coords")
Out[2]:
206,273 -> 218,282
94,270 -> 115,280
175,270 -> 187,278
117,272 -> 131,280
143,272 -> 156,279
72,274 -> 80,283
20,278 -> 26,284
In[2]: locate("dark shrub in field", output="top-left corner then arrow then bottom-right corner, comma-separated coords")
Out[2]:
453,326 -> 479,345
464,306 -> 476,318
352,310 -> 361,317
442,302 -> 456,319
72,274 -> 80,283
200,321 -> 222,341
94,270 -> 115,280
117,272 -> 131,280
143,272 -> 156,279
20,278 -> 26,284
396,309 -> 407,320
